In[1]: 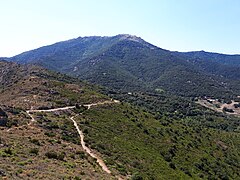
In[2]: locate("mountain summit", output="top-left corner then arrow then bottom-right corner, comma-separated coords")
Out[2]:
9,34 -> 157,66
116,34 -> 156,48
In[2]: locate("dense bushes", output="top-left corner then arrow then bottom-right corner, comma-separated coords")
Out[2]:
45,151 -> 65,161
81,101 -> 240,179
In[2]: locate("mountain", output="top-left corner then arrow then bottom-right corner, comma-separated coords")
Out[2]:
1,60 -> 240,179
9,35 -> 155,72
177,51 -> 240,80
184,51 -> 240,67
8,35 -> 240,99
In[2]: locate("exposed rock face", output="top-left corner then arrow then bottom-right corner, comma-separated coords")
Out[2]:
0,169 -> 6,176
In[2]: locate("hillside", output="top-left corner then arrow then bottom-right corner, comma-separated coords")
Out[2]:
8,34 -> 240,99
184,51 -> 240,67
175,51 -> 240,81
0,61 -> 240,179
0,61 -> 114,179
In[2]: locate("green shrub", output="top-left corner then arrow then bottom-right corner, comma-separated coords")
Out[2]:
45,151 -> 65,161
131,172 -> 143,180
76,151 -> 86,159
45,151 -> 58,159
44,131 -> 56,137
29,148 -> 39,155
30,139 -> 41,146
4,148 -> 13,155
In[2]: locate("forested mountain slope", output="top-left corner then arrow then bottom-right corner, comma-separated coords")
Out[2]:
0,61 -> 239,179
9,35 -> 240,98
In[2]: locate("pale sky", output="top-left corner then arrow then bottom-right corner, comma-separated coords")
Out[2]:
0,0 -> 240,57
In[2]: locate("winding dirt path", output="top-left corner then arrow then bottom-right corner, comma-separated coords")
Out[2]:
25,106 -> 76,123
28,106 -> 75,114
70,116 -> 111,174
11,100 -> 119,175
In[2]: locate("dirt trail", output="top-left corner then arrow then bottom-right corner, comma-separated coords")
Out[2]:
26,106 -> 75,123
10,100 -> 120,175
70,116 -> 111,174
28,106 -> 75,113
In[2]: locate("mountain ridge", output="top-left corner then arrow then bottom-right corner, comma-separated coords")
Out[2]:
7,34 -> 240,99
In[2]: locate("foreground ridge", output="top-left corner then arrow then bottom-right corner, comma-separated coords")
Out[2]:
7,100 -> 120,176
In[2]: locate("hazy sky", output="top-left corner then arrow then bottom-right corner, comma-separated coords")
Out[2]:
1,0 -> 240,56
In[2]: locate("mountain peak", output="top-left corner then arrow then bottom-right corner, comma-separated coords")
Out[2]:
117,34 -> 143,42
116,34 -> 156,50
